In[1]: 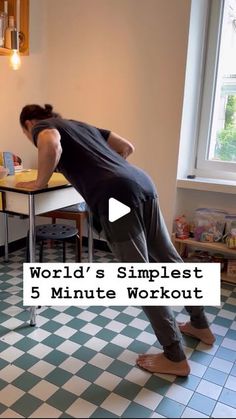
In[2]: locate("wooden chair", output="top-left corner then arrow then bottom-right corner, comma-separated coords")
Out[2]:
41,202 -> 88,262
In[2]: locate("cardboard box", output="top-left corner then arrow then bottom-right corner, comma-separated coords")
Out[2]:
227,260 -> 236,277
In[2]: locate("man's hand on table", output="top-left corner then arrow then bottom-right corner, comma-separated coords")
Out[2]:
16,180 -> 48,190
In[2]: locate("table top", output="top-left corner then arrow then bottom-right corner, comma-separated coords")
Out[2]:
0,170 -> 72,195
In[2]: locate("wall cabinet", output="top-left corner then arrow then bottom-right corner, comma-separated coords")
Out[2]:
0,0 -> 29,55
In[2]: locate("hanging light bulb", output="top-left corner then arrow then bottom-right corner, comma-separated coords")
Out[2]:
9,29 -> 21,70
10,49 -> 21,70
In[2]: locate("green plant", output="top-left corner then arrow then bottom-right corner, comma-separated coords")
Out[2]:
225,95 -> 236,129
215,95 -> 236,161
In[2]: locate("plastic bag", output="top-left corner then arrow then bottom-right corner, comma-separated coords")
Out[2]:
193,208 -> 227,242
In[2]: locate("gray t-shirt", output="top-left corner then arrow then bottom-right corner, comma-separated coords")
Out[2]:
32,118 -> 157,217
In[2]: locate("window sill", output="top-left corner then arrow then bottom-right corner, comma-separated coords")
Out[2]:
177,177 -> 236,194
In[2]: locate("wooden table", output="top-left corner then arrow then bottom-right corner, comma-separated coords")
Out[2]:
0,170 -> 94,325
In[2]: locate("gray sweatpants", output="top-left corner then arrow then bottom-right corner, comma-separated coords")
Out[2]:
99,197 -> 209,362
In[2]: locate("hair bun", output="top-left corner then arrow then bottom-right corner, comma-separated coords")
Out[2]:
44,104 -> 53,112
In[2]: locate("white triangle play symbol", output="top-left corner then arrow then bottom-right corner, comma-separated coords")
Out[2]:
108,198 -> 131,222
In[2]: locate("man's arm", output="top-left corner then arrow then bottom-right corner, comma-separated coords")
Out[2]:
36,129 -> 62,187
16,129 -> 62,189
107,132 -> 135,159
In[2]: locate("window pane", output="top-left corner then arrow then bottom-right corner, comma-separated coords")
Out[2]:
208,0 -> 236,163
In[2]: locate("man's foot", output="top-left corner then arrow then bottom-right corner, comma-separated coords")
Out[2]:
178,322 -> 215,345
136,353 -> 190,376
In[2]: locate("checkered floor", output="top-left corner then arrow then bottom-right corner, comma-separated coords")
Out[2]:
0,243 -> 236,418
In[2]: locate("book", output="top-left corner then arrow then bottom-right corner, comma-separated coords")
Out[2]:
0,152 -> 4,167
3,152 -> 15,175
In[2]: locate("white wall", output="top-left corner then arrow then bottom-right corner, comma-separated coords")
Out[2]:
175,188 -> 236,221
44,0 -> 191,228
0,0 -> 48,243
0,0 -> 49,168
0,0 -> 191,245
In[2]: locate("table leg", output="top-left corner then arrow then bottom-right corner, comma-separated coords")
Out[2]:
29,195 -> 36,263
88,209 -> 93,263
28,195 -> 37,326
3,213 -> 9,263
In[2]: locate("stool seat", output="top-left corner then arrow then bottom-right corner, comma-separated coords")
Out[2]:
27,224 -> 80,263
41,203 -> 88,263
36,224 -> 78,240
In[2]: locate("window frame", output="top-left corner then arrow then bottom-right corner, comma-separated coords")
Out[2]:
196,0 -> 236,180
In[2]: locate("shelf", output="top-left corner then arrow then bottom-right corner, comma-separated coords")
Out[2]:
174,237 -> 236,256
172,235 -> 236,285
0,47 -> 11,55
0,0 -> 29,55
177,178 -> 236,194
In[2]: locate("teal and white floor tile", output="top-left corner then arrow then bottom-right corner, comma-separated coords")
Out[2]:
0,244 -> 236,418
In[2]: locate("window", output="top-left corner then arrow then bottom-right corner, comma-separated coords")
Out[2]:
196,0 -> 236,179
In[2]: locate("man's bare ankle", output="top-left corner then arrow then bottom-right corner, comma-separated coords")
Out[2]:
178,321 -> 215,345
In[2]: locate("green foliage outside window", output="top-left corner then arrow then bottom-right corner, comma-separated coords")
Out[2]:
215,95 -> 236,161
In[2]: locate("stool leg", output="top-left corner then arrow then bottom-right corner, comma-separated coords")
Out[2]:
39,241 -> 44,262
76,217 -> 83,263
88,210 -> 93,263
63,241 -> 66,262
49,218 -> 57,248
75,234 -> 81,262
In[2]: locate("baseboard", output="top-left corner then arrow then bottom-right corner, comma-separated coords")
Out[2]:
0,237 -> 27,258
0,237 -> 111,258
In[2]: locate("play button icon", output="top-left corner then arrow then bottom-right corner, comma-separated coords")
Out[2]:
108,198 -> 131,222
